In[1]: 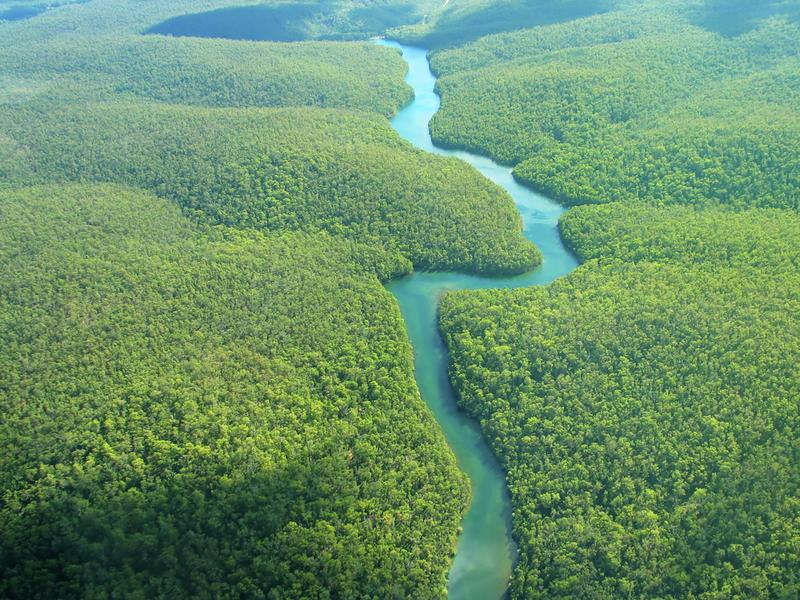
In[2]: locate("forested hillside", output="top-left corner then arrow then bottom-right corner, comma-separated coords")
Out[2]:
430,2 -> 800,597
560,204 -> 800,270
427,0 -> 800,209
441,206 -> 800,598
0,184 -> 467,598
145,0 -> 440,42
3,0 -> 799,597
391,0 -> 615,48
0,102 -> 538,274
0,36 -> 412,114
0,0 -> 540,596
0,0 -> 426,114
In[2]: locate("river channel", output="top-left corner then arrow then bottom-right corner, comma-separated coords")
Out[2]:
377,40 -> 579,599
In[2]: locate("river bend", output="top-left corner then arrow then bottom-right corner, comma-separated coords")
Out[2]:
377,41 -> 579,599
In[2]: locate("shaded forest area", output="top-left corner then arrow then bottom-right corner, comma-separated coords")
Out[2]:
0,184 -> 467,598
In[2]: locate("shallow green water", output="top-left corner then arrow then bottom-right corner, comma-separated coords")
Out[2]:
377,41 -> 579,599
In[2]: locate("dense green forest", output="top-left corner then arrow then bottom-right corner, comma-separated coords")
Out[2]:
0,184 -> 468,598
560,203 -> 800,270
432,2 -> 800,597
0,0 -> 431,114
3,0 -> 799,596
427,0 -> 800,209
0,102 -> 538,274
441,205 -> 800,598
146,0 -> 438,42
0,0 -> 538,596
0,33 -> 411,114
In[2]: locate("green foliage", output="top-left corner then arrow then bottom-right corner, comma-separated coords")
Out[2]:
0,0 -> 547,596
146,1 -> 434,42
391,0 -> 614,49
427,2 -> 800,209
432,5 -> 800,594
428,6 -> 680,76
0,183 -> 467,598
0,33 -> 412,115
0,0 -> 432,115
0,102 -> 538,274
441,207 -> 800,598
513,102 -> 800,210
0,0 -> 435,39
560,203 -> 800,271
7,0 -> 798,597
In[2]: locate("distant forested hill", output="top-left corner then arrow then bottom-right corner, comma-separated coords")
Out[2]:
426,0 -> 800,209
0,36 -> 413,115
391,0 -> 616,48
0,102 -> 538,274
0,0 -> 435,114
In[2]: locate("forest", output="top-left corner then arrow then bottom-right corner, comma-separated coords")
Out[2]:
0,102 -> 538,274
560,203 -> 800,270
0,184 -> 470,598
0,0 -> 534,595
434,3 -> 800,596
0,33 -> 412,114
145,0 -> 437,42
441,205 -> 800,598
391,0 -> 615,48
427,0 -> 800,209
2,0 -> 799,596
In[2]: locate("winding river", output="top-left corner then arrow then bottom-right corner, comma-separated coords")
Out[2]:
377,41 -> 579,599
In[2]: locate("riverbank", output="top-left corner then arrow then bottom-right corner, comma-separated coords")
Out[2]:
377,40 -> 578,599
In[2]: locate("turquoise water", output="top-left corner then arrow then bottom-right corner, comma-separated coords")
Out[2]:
377,40 -> 579,599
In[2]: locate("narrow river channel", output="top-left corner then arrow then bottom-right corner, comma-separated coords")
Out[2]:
376,41 -> 580,599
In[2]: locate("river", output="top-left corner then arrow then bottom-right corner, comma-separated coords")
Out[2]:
376,40 -> 579,599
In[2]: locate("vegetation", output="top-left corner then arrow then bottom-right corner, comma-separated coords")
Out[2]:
391,0 -> 614,49
0,102 -> 538,274
0,34 -> 412,115
0,0 -> 438,115
430,3 -> 800,596
0,0 -> 435,38
0,183 -> 468,598
427,1 -> 800,209
4,0 -> 799,596
0,0 -> 540,595
146,0 -> 438,42
560,203 -> 800,271
441,205 -> 800,598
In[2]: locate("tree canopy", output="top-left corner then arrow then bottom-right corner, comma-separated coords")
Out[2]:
0,102 -> 538,274
441,205 -> 800,598
0,184 -> 468,598
427,1 -> 800,209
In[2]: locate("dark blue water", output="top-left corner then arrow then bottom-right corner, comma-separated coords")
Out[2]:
0,4 -> 48,21
377,40 -> 578,599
